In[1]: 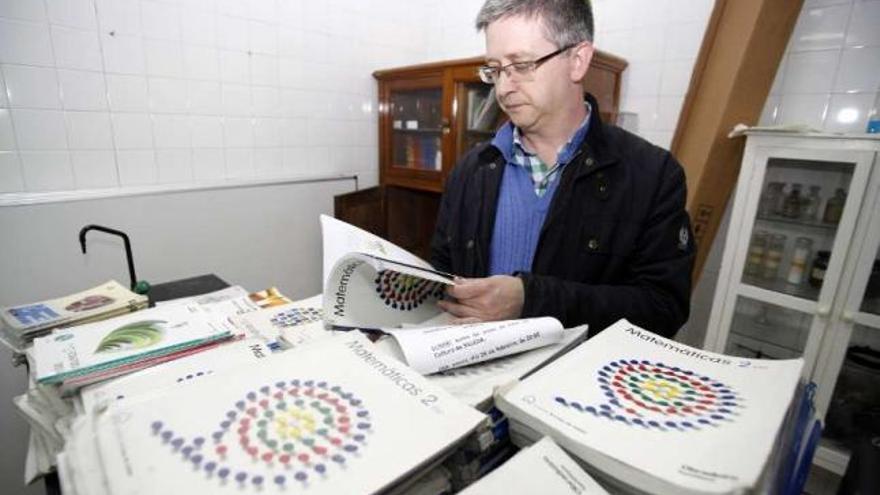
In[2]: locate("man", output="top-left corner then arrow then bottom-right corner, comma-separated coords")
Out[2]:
431,0 -> 694,338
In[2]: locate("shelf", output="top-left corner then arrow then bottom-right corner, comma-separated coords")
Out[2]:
741,274 -> 821,302
391,128 -> 442,134
466,128 -> 496,135
814,441 -> 850,476
755,214 -> 838,233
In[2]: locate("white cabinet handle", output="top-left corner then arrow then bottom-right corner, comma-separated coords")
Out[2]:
817,305 -> 831,317
842,311 -> 855,323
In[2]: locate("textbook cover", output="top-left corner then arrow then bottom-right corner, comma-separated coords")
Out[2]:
495,319 -> 804,495
59,333 -> 486,495
33,303 -> 232,386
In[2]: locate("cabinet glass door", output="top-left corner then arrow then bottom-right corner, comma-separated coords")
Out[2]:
707,143 -> 875,377
726,296 -> 814,360
741,157 -> 855,301
455,82 -> 502,159
815,182 -> 880,475
389,88 -> 443,171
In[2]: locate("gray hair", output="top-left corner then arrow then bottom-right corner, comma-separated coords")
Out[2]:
475,0 -> 594,46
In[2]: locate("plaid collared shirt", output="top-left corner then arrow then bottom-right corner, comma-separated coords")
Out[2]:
511,104 -> 592,197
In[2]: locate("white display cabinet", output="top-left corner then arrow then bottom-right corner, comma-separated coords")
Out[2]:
704,131 -> 880,475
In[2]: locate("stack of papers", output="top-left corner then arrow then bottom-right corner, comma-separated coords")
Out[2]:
58,333 -> 486,494
459,436 -> 608,494
495,319 -> 805,495
31,302 -> 235,393
1,280 -> 148,352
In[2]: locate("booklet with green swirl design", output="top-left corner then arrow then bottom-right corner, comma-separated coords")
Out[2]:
33,303 -> 233,385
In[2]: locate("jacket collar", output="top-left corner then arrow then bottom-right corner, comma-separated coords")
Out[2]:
482,93 -> 619,177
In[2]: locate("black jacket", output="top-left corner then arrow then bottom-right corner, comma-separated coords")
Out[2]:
430,94 -> 695,338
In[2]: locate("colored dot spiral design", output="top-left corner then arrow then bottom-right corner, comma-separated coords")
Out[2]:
374,271 -> 445,311
150,379 -> 372,487
554,360 -> 743,431
270,307 -> 323,328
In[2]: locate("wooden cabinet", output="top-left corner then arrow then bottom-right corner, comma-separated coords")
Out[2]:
336,51 -> 627,259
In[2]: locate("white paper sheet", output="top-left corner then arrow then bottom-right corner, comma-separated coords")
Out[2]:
385,317 -> 564,374
460,436 -> 609,494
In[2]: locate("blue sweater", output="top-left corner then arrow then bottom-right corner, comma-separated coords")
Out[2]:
488,118 -> 590,275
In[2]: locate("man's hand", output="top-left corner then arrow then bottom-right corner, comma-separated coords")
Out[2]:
437,275 -> 524,323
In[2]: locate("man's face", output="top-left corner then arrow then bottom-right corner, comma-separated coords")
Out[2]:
485,15 -> 574,134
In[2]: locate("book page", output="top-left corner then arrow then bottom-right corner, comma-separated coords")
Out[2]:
324,253 -> 452,330
385,317 -> 564,374
320,214 -> 436,286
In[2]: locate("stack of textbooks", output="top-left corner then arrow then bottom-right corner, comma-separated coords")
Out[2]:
57,334 -> 486,495
494,319 -> 812,495
1,280 -> 148,352
459,436 -> 608,495
31,302 -> 235,394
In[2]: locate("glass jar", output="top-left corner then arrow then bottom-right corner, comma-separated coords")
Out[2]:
787,237 -> 813,285
763,233 -> 787,280
802,185 -> 822,222
759,182 -> 783,217
809,251 -> 830,289
783,183 -> 803,219
823,188 -> 846,224
745,231 -> 768,277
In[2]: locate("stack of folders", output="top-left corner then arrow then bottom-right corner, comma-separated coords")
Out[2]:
0,280 -> 148,352
495,319 -> 815,495
58,333 -> 486,495
31,302 -> 235,394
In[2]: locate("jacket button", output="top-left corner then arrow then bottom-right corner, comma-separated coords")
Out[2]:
599,184 -> 607,194
466,239 -> 474,249
489,162 -> 496,170
585,157 -> 595,167
587,238 -> 599,250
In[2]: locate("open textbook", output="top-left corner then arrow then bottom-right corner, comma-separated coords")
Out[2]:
495,319 -> 805,495
58,333 -> 487,495
321,214 -> 453,330
320,215 -> 570,373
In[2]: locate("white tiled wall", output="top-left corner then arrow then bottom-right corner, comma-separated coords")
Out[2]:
684,0 -> 880,349
593,0 -> 714,149
762,0 -> 880,132
0,0 -> 436,194
0,0 -> 716,196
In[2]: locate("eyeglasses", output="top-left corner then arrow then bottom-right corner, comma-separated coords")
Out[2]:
478,44 -> 576,84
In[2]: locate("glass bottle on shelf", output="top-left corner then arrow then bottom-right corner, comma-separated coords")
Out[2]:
763,233 -> 787,280
783,183 -> 803,219
868,83 -> 880,133
745,231 -> 768,277
787,237 -> 813,285
773,183 -> 787,216
809,251 -> 830,289
823,188 -> 846,224
802,185 -> 822,222
759,182 -> 783,217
